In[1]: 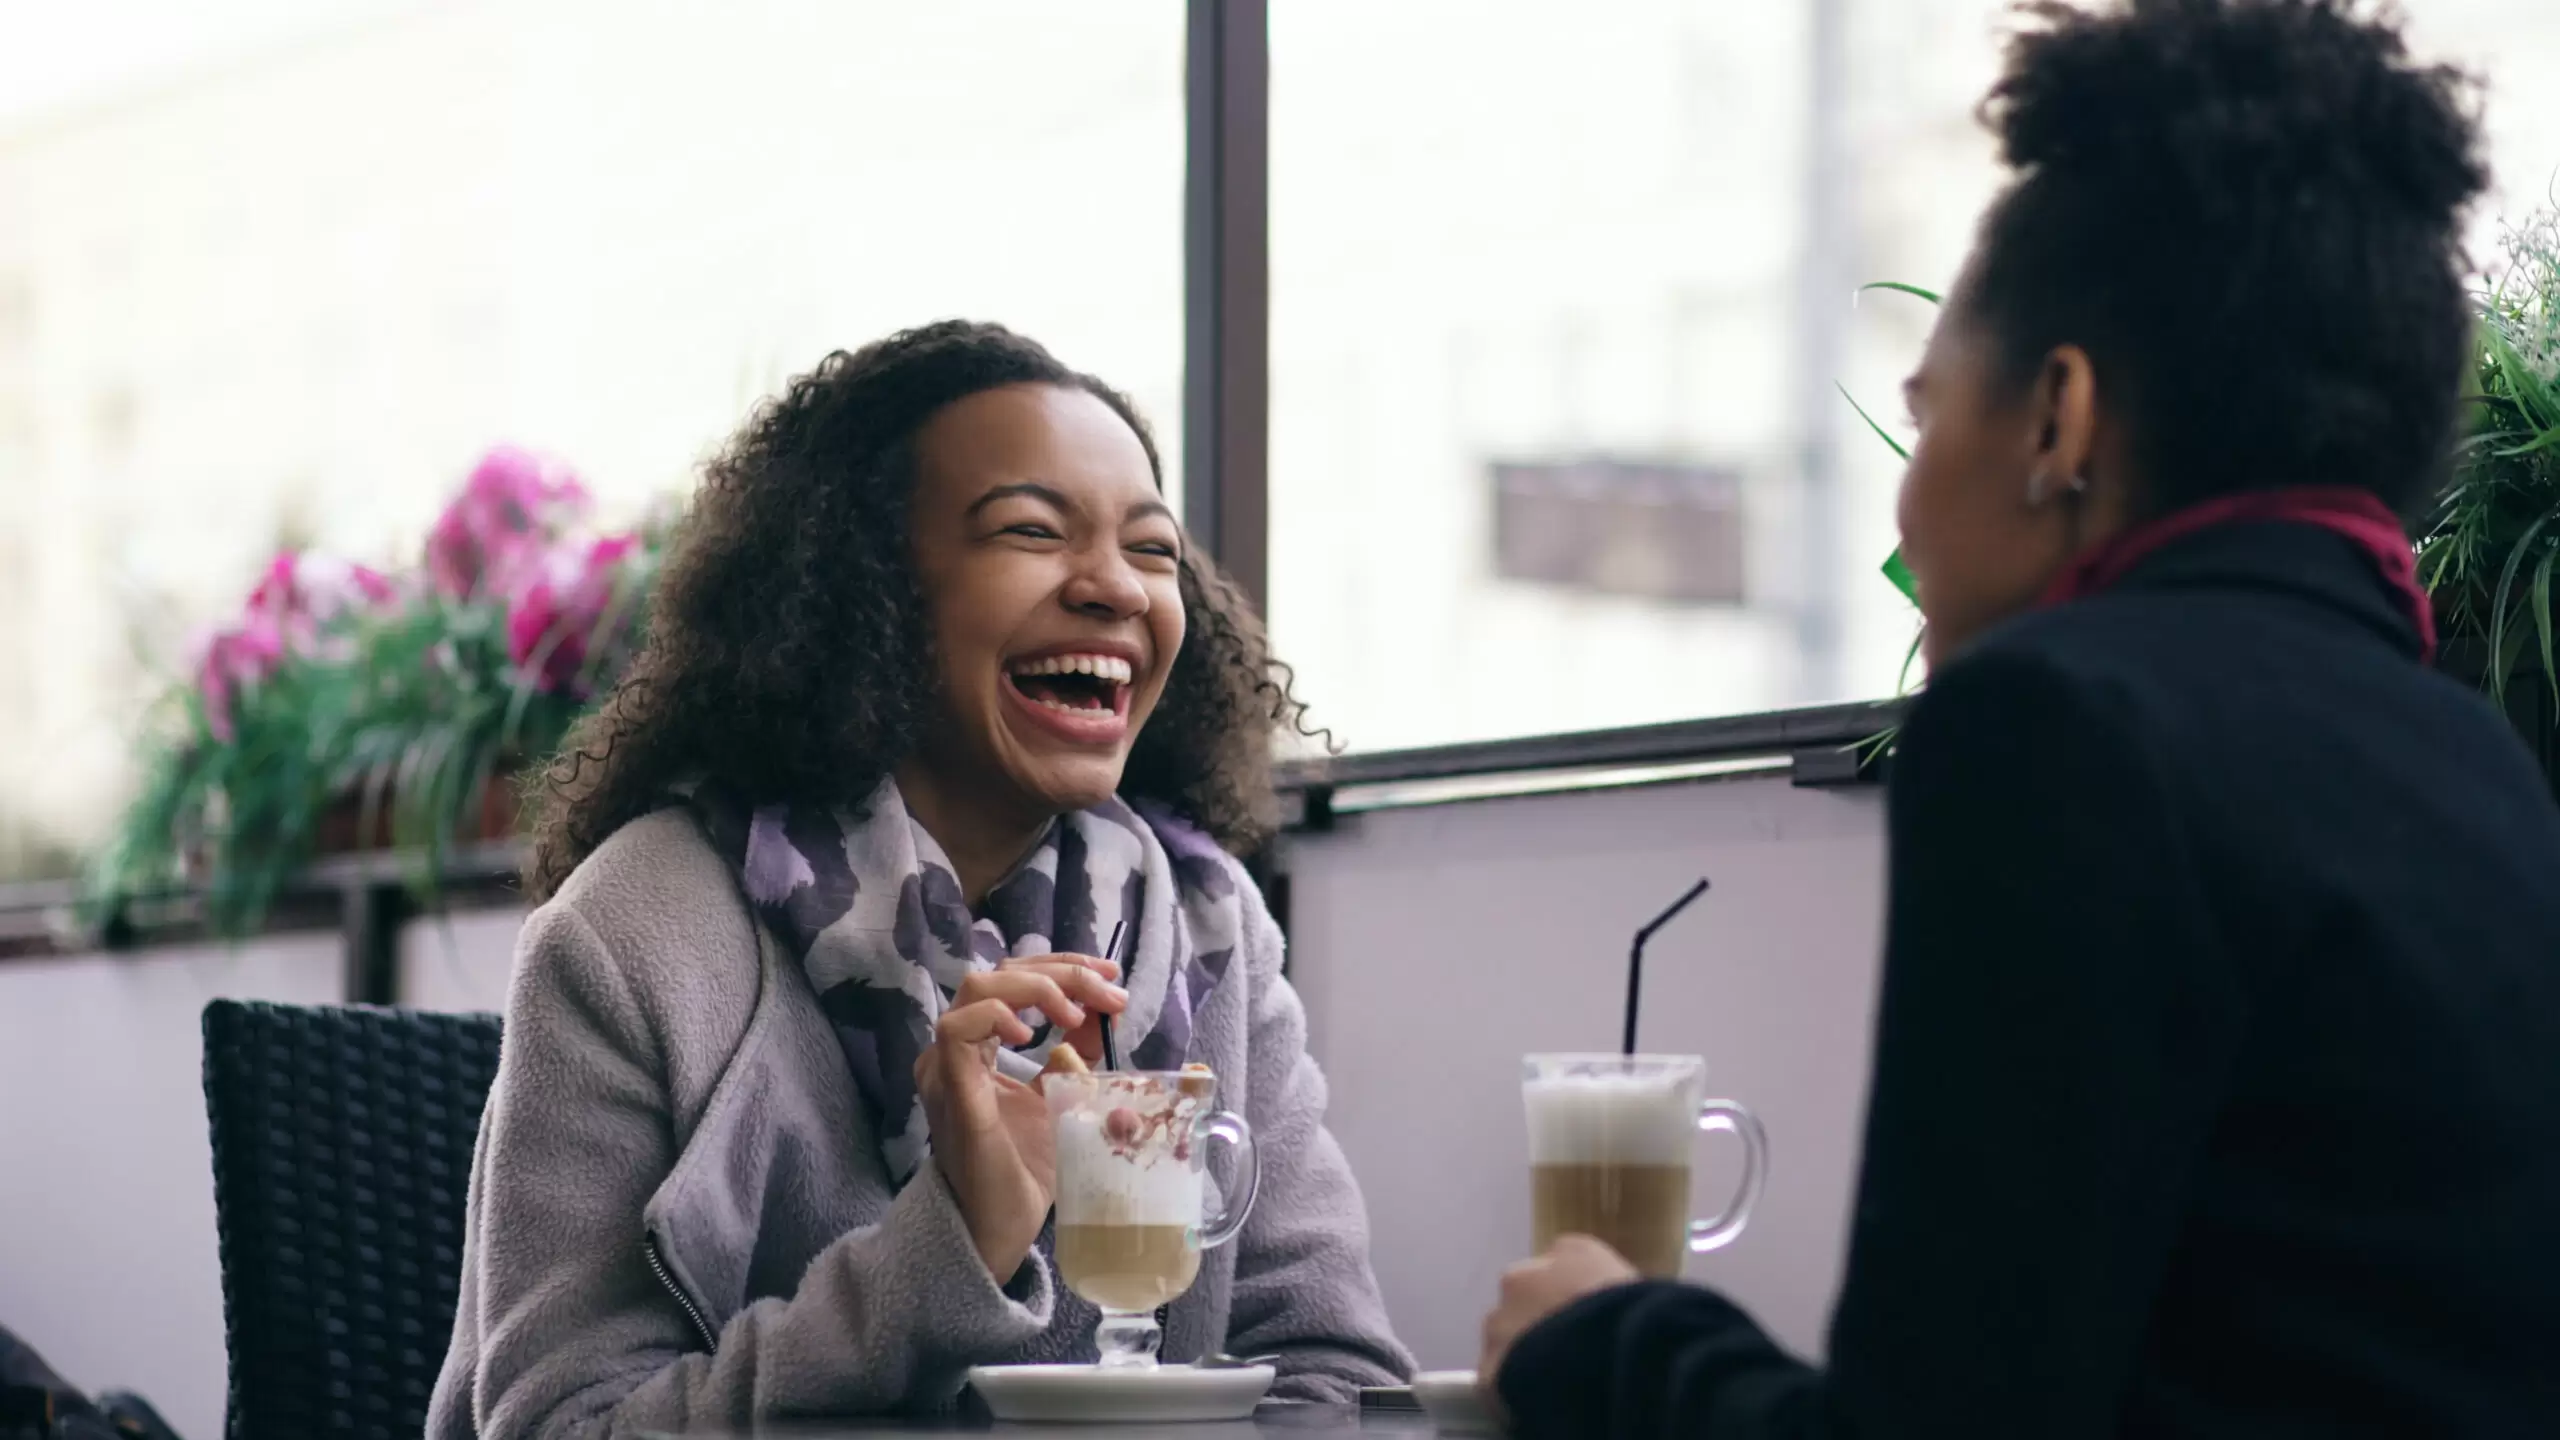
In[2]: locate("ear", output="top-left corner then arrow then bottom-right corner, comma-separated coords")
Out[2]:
2026,344 -> 2099,497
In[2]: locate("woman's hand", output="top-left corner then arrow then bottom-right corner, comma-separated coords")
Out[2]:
915,956 -> 1127,1283
1476,1235 -> 1640,1407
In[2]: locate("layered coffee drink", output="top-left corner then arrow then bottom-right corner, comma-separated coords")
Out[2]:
1524,1068 -> 1700,1277
1054,1222 -> 1202,1312
1044,1064 -> 1260,1367
1521,1053 -> 1768,1278
1051,1091 -> 1207,1311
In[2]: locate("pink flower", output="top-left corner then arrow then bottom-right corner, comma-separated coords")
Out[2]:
246,552 -> 398,646
426,445 -> 592,599
505,533 -> 641,698
194,550 -> 396,740
194,617 -> 284,743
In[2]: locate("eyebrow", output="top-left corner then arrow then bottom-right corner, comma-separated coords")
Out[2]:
966,481 -> 1070,517
967,481 -> 1178,527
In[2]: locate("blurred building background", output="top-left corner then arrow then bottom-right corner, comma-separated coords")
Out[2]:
3,0 -> 2559,879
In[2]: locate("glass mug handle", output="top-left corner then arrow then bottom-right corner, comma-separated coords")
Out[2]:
1195,1109 -> 1260,1248
1688,1098 -> 1769,1254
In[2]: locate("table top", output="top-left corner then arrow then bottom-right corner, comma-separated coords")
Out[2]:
648,1403 -> 1434,1437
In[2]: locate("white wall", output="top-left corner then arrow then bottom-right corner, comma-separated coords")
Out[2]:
397,906 -> 521,1015
0,908 -> 519,1440
1285,769 -> 1889,1371
0,769 -> 1882,1433
0,934 -> 342,1440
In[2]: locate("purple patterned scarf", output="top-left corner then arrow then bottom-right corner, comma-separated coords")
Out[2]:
685,778 -> 1243,1187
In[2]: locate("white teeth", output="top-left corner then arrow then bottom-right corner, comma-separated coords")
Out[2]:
1009,653 -> 1133,685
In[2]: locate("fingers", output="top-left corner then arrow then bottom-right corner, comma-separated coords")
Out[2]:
936,995 -> 1042,1049
1497,1253 -> 1551,1308
950,961 -> 1129,1035
1009,955 -> 1127,1004
1038,953 -> 1122,983
1479,1299 -> 1521,1389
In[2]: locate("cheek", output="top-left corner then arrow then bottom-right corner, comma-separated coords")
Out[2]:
923,567 -> 1013,694
1895,440 -> 1966,578
1145,584 -> 1186,693
1898,440 -> 2003,620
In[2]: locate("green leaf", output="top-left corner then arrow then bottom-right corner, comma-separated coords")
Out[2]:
1853,722 -> 1902,766
1883,547 -> 1918,604
1856,281 -> 1943,306
1837,381 -> 1911,462
2536,545 -> 2559,707
2490,425 -> 2560,460
2486,509 -> 2557,701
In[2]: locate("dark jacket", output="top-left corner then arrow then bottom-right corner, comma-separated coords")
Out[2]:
1499,521 -> 2560,1438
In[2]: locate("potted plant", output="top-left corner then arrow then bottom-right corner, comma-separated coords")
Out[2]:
85,447 -> 664,938
2415,213 -> 2560,792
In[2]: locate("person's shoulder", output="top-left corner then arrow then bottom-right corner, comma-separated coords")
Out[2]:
552,807 -> 741,920
1907,616 -> 2136,741
523,807 -> 762,1024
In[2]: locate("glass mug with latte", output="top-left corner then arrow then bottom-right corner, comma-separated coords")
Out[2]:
1043,1066 -> 1260,1367
1521,1053 -> 1768,1275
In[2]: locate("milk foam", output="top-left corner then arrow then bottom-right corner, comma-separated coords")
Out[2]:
1523,1075 -> 1697,1166
1054,1110 -> 1205,1226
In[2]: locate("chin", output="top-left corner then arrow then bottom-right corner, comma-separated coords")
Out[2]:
1013,757 -> 1131,816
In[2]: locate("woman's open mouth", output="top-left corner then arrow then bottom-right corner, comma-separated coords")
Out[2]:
1003,652 -> 1135,744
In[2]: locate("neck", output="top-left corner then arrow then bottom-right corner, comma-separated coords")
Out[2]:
894,761 -> 1054,908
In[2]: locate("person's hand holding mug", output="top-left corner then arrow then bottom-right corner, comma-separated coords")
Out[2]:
1476,1234 -> 1641,1412
915,956 -> 1127,1281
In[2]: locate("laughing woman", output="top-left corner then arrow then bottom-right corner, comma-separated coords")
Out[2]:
427,322 -> 1412,1438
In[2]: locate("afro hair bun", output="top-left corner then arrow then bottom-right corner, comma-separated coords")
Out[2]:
1985,0 -> 2485,230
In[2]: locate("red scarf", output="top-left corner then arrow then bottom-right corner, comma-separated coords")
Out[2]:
2037,486 -> 2436,662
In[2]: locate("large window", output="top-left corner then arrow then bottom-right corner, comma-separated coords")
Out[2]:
8,1 -> 2560,874
0,0 -> 1182,877
1267,0 -> 2560,755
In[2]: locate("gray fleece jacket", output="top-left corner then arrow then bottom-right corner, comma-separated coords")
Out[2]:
425,809 -> 1412,1438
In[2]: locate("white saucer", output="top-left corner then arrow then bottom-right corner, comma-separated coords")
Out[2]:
965,1362 -> 1276,1424
1411,1370 -> 1504,1435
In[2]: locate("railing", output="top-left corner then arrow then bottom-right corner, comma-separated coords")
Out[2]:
0,699 -> 1901,995
0,841 -> 525,1001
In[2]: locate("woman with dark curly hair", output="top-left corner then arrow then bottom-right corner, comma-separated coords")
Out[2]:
1480,2 -> 2560,1435
427,321 -> 1412,1437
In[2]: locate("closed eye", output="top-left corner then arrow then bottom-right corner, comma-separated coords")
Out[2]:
1002,523 -> 1064,541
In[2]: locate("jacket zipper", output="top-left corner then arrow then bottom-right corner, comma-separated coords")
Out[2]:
644,1235 -> 720,1354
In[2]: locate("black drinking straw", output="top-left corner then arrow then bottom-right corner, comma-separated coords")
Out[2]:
1623,878 -> 1712,1056
1098,919 -> 1128,1071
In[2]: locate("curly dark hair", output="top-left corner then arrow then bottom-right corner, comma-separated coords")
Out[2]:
525,320 -> 1311,902
1964,0 -> 2487,515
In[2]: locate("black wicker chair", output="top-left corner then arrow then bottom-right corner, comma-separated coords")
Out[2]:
201,1000 -> 501,1440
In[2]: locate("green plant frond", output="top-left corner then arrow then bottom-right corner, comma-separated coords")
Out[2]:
2483,510 -> 2556,700
1852,724 -> 1900,766
1838,382 -> 1912,462
1883,547 -> 1918,604
1840,276 -> 1942,672
1897,627 -> 1928,694
2535,546 -> 2560,706
2452,428 -> 2527,458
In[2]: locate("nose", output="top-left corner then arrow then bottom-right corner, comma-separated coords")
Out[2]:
1058,541 -> 1149,620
